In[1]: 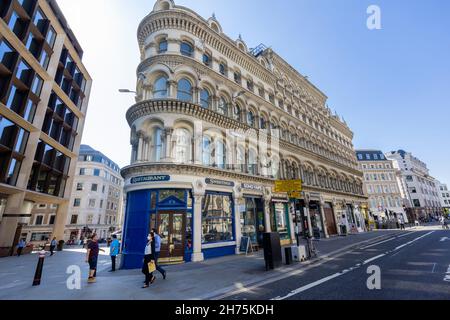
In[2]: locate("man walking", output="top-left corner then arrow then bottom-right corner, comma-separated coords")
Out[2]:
152,228 -> 167,279
16,239 -> 26,257
109,235 -> 120,272
49,237 -> 57,256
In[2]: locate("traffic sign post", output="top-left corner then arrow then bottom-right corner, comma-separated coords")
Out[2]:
275,180 -> 303,247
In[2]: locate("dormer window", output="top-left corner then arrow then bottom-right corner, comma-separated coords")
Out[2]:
247,80 -> 254,92
234,72 -> 241,84
158,40 -> 168,53
180,41 -> 193,57
203,53 -> 211,66
219,63 -> 227,76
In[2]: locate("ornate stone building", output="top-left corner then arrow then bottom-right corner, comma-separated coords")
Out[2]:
121,0 -> 367,268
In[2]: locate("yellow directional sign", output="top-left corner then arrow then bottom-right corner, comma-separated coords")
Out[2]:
274,180 -> 303,193
288,191 -> 302,199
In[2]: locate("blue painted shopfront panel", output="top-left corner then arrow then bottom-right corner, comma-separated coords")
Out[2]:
202,245 -> 236,260
122,190 -> 151,269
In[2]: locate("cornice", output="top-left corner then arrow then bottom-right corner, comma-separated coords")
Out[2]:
120,163 -> 366,199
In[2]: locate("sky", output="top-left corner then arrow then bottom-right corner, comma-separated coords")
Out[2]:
57,0 -> 450,184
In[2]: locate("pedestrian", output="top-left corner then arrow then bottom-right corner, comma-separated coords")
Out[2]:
440,216 -> 445,229
49,237 -> 57,256
109,235 -> 120,272
16,239 -> 26,257
85,234 -> 105,283
400,216 -> 406,230
152,228 -> 167,280
141,233 -> 156,288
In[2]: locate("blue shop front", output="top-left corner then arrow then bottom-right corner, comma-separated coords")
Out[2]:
121,175 -> 240,269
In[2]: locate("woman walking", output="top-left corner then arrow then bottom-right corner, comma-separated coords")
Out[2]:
141,233 -> 156,288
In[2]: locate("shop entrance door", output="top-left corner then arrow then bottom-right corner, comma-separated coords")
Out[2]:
157,211 -> 186,262
323,203 -> 338,235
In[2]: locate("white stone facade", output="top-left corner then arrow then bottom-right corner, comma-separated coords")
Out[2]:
386,150 -> 442,219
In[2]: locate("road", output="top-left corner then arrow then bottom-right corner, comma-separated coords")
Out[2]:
220,228 -> 450,300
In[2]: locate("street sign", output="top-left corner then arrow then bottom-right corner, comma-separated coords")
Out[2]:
288,191 -> 302,199
274,180 -> 302,193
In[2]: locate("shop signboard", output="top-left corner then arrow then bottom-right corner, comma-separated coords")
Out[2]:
205,178 -> 235,187
131,175 -> 170,184
274,180 -> 302,193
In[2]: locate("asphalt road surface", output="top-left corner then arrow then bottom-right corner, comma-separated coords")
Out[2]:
221,229 -> 450,300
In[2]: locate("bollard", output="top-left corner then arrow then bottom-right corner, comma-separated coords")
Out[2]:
32,250 -> 46,286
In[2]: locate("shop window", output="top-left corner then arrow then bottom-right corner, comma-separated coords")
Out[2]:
159,189 -> 185,203
202,193 -> 234,244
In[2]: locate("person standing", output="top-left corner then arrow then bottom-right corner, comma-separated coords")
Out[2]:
152,228 -> 167,279
109,235 -> 120,272
85,234 -> 105,283
141,233 -> 156,288
16,239 -> 26,257
49,237 -> 57,256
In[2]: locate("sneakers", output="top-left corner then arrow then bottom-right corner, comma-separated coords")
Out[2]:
87,277 -> 96,283
163,272 -> 167,280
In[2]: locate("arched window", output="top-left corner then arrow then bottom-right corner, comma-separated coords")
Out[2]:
215,139 -> 226,169
247,111 -> 255,127
177,78 -> 193,102
233,104 -> 241,121
202,136 -> 211,166
158,40 -> 168,53
260,117 -> 267,129
248,149 -> 257,174
200,89 -> 211,109
180,41 -> 193,57
153,76 -> 168,98
151,127 -> 163,162
173,128 -> 191,163
218,98 -> 228,115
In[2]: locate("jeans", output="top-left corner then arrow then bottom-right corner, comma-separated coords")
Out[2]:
154,252 -> 166,276
50,245 -> 55,255
111,255 -> 116,271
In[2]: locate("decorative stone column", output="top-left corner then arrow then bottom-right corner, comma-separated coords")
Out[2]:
137,132 -> 144,162
193,86 -> 200,105
168,80 -> 177,99
304,196 -> 313,238
163,128 -> 174,162
192,193 -> 205,262
319,200 -> 330,238
234,197 -> 243,254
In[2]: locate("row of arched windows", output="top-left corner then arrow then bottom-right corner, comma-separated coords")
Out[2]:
150,76 -> 355,168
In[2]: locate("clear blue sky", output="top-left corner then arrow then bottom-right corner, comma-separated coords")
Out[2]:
58,0 -> 450,184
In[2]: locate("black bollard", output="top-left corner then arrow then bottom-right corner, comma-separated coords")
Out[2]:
32,250 -> 46,286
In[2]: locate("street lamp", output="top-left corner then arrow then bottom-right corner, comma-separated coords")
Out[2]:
119,89 -> 136,93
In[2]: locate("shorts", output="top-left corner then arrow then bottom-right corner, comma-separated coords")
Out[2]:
88,257 -> 98,270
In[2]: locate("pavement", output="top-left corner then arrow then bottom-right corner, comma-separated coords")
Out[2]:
0,226 -> 443,300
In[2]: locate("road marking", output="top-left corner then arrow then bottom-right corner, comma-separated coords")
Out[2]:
394,231 -> 434,251
363,254 -> 386,265
397,232 -> 413,238
432,263 -> 436,273
360,238 -> 396,249
440,237 -> 450,242
273,273 -> 343,300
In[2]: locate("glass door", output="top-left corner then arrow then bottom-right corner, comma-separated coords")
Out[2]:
157,211 -> 186,261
